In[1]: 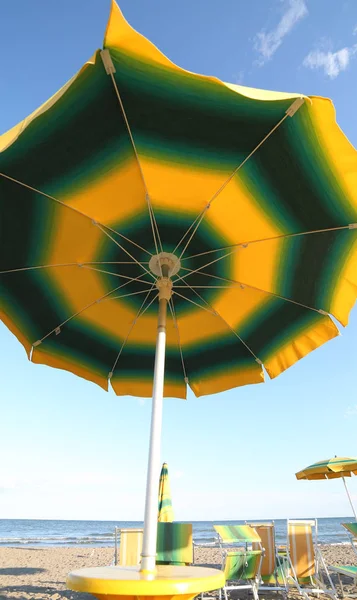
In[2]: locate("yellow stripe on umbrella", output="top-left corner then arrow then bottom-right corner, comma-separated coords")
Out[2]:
158,463 -> 174,522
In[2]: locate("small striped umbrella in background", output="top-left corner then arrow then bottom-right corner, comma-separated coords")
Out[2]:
296,457 -> 357,520
158,463 -> 174,522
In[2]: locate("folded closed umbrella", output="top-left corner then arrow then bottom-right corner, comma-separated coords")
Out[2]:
158,463 -> 174,522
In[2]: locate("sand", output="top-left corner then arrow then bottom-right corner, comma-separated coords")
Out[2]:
0,544 -> 356,600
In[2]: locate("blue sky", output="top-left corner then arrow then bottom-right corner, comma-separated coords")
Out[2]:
1,0 -> 357,521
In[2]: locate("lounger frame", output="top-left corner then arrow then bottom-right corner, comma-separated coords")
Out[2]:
246,520 -> 288,596
286,518 -> 337,600
215,525 -> 264,600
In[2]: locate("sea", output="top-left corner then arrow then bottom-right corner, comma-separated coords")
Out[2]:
0,517 -> 352,548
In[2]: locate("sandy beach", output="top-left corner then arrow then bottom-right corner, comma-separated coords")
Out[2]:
0,544 -> 356,600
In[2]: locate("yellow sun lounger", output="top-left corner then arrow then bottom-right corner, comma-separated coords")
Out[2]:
287,519 -> 337,600
328,522 -> 357,597
214,525 -> 264,600
247,521 -> 288,595
115,528 -> 143,566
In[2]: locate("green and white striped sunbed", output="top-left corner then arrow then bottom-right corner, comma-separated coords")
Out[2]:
214,524 -> 263,600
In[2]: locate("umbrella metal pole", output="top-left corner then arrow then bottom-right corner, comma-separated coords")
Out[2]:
141,292 -> 169,573
342,476 -> 357,520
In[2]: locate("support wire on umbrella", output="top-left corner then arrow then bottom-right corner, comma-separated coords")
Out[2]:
80,264 -> 154,285
172,291 -> 218,316
174,285 -> 245,289
181,224 -> 357,262
0,171 -> 151,257
109,285 -> 158,379
0,261 -> 151,275
175,267 -> 332,318
174,230 -> 345,300
173,273 -> 262,365
31,275 -> 152,348
100,50 -> 164,261
96,224 -> 157,281
173,97 -> 305,259
168,297 -> 188,386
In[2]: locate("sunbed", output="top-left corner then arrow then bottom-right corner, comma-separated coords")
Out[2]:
247,520 -> 288,595
114,523 -> 193,567
115,527 -> 143,566
214,524 -> 264,600
286,519 -> 337,599
156,522 -> 193,565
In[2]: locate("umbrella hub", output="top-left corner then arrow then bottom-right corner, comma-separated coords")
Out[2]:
150,253 -> 180,301
149,252 -> 181,278
155,277 -> 173,300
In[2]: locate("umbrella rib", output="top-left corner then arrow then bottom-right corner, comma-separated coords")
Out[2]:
109,285 -> 158,378
173,273 -> 262,364
102,289 -> 156,302
168,297 -> 188,385
103,58 -> 164,257
96,224 -> 156,281
172,291 -> 217,316
84,261 -> 150,265
173,97 -> 305,259
103,286 -> 154,302
1,262 -> 79,274
31,274 -> 151,347
80,264 -> 154,285
174,247 -> 247,282
0,171 -> 152,258
181,224 -> 357,262
0,261 -> 150,275
176,267 -> 331,317
174,285 -> 245,289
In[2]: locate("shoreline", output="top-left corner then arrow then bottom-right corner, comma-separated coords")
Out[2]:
0,544 -> 356,599
0,540 -> 352,549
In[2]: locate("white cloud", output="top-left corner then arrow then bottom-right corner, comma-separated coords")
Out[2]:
345,404 -> 357,418
254,0 -> 308,64
303,44 -> 357,78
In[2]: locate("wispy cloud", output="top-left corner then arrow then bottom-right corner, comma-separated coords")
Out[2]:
254,0 -> 308,65
235,70 -> 245,85
0,476 -> 17,492
303,43 -> 357,78
345,404 -> 357,418
354,25 -> 357,36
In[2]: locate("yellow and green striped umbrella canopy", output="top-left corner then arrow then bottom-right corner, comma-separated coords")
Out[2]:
1,1 -> 357,399
158,463 -> 174,522
296,457 -> 357,480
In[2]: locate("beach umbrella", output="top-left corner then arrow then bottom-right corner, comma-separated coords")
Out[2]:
296,457 -> 357,520
1,0 -> 357,573
158,463 -> 174,522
